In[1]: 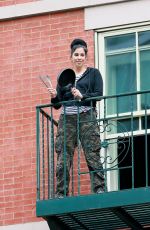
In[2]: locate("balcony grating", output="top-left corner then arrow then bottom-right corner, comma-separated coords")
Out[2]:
50,203 -> 150,230
56,209 -> 128,230
124,203 -> 150,226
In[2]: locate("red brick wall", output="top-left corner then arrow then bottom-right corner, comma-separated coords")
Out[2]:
0,9 -> 94,226
0,0 -> 38,7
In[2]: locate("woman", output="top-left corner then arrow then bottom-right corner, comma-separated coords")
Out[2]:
49,38 -> 105,197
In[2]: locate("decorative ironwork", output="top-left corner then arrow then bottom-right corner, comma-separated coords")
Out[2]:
81,119 -> 130,170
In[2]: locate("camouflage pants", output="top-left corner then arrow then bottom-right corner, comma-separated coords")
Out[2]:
55,109 -> 104,196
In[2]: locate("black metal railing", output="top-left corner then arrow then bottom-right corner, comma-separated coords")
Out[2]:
36,90 -> 150,201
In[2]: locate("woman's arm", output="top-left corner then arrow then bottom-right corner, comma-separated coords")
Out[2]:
49,86 -> 62,109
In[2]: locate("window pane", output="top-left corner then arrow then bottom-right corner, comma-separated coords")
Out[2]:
140,50 -> 150,109
118,118 -> 139,132
107,118 -> 139,135
106,52 -> 137,115
142,116 -> 150,129
105,33 -> 135,52
139,31 -> 150,46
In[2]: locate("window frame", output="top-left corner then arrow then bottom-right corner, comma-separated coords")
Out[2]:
95,24 -> 150,191
95,24 -> 150,139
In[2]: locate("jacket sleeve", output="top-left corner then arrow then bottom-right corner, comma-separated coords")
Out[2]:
51,85 -> 62,109
82,68 -> 103,99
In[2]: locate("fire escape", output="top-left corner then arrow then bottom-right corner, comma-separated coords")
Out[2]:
36,91 -> 150,230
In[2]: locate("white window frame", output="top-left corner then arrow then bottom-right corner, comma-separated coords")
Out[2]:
96,23 -> 150,139
95,23 -> 150,191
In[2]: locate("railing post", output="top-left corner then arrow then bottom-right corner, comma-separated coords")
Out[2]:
63,107 -> 67,196
144,93 -> 148,187
36,106 -> 40,200
49,106 -> 55,198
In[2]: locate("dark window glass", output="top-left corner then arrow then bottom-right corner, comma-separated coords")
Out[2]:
105,34 -> 135,52
139,31 -> 150,46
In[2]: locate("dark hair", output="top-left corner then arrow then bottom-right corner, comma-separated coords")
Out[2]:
70,38 -> 88,56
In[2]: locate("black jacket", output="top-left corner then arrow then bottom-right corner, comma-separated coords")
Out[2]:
51,67 -> 103,109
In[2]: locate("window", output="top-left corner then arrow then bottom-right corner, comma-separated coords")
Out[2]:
97,26 -> 150,191
98,28 -> 150,134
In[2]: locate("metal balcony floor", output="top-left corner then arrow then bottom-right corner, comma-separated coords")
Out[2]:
37,188 -> 150,230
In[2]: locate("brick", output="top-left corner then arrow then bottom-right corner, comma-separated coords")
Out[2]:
0,7 -> 95,227
0,1 -> 20,7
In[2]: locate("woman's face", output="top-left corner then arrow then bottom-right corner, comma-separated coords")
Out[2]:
71,47 -> 87,69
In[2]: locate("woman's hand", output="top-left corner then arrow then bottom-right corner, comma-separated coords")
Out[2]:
47,88 -> 57,98
71,87 -> 83,100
